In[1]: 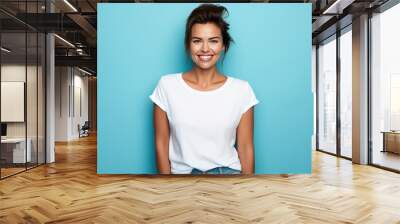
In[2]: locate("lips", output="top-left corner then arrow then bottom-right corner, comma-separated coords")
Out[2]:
198,55 -> 213,62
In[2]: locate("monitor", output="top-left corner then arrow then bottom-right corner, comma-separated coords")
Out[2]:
1,123 -> 7,137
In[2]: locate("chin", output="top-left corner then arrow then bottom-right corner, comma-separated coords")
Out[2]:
196,65 -> 214,70
194,62 -> 218,70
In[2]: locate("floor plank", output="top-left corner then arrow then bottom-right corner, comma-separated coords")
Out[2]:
1,134 -> 400,223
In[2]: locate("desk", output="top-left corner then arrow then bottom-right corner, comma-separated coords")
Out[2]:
381,131 -> 400,154
1,138 -> 32,163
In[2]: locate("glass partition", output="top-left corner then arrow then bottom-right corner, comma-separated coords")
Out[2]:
1,31 -> 28,177
371,3 -> 400,171
339,28 -> 352,158
0,1 -> 46,179
317,35 -> 337,155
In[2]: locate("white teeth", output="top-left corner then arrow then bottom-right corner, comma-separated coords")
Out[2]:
199,55 -> 212,61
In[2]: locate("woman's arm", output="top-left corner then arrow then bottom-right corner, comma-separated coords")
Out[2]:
153,104 -> 171,174
236,107 -> 255,174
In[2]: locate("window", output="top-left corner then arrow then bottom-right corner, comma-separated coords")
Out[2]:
339,28 -> 352,158
371,2 -> 400,171
317,36 -> 337,154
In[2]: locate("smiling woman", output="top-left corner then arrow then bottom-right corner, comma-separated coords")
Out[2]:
149,3 -> 259,175
189,23 -> 224,72
184,4 -> 233,70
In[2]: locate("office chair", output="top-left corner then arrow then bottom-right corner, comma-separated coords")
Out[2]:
79,121 -> 90,138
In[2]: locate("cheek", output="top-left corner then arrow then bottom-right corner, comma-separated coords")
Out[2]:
189,49 -> 198,61
189,45 -> 200,54
211,44 -> 224,54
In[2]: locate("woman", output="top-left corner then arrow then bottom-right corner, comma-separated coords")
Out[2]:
150,4 -> 259,175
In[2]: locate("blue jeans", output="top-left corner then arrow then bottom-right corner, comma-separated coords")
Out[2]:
191,166 -> 241,175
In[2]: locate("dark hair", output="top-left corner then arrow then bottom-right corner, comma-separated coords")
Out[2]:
184,4 -> 233,55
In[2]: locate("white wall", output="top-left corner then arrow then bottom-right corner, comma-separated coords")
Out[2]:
71,72 -> 89,139
1,65 -> 42,137
1,64 -> 46,164
55,67 -> 89,141
1,65 -> 26,135
55,66 -> 70,141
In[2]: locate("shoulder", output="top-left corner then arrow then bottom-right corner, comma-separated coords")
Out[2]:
228,76 -> 252,90
160,73 -> 179,82
158,73 -> 181,87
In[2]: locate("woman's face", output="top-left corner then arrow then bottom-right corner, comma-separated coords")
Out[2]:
189,22 -> 225,70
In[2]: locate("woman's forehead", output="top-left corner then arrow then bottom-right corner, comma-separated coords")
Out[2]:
191,23 -> 222,37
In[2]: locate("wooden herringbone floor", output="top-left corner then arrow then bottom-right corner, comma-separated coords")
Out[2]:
1,134 -> 400,224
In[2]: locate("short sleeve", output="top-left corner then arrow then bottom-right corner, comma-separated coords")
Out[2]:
149,77 -> 169,113
241,81 -> 259,114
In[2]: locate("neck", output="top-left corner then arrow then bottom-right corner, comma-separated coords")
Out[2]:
191,66 -> 220,84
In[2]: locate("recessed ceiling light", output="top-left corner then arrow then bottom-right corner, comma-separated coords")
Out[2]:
63,0 -> 78,12
322,0 -> 354,15
54,34 -> 75,48
1,47 -> 11,53
78,67 -> 93,76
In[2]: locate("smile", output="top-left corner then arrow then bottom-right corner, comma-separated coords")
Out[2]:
198,55 -> 213,62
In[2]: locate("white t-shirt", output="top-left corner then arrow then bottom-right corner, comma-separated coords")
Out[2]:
149,72 -> 259,174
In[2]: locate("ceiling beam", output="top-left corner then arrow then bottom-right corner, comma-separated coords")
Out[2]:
55,55 -> 96,70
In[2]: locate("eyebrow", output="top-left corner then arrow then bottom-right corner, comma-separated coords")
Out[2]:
191,36 -> 221,40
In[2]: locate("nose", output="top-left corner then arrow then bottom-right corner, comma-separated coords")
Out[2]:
201,42 -> 210,52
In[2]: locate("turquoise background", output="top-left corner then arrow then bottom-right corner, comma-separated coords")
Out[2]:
98,3 -> 312,174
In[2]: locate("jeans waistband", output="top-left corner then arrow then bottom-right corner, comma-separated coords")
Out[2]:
191,166 -> 241,175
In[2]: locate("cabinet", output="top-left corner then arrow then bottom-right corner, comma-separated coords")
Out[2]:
382,131 -> 400,154
0,138 -> 32,164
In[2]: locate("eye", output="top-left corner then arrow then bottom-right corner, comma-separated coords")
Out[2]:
210,40 -> 219,43
192,39 -> 201,43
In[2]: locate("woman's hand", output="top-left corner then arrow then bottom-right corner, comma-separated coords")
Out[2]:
236,107 -> 255,175
153,104 -> 171,174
